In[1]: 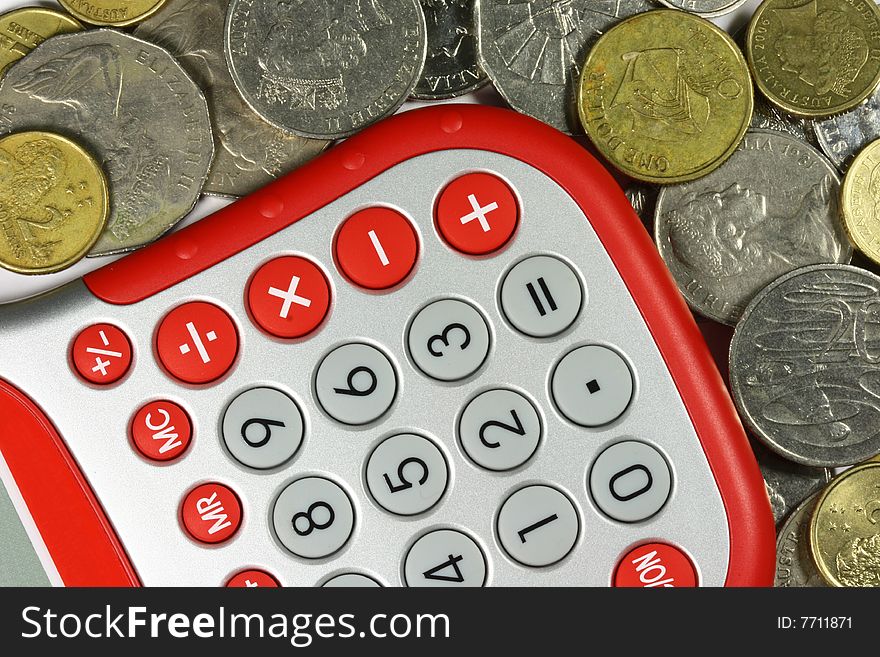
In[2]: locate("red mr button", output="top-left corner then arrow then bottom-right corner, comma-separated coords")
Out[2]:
181,483 -> 242,545
247,256 -> 331,338
435,172 -> 519,255
156,302 -> 239,384
614,543 -> 698,587
71,323 -> 132,385
335,207 -> 419,290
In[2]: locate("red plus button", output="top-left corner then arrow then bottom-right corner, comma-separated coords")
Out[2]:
71,323 -> 132,385
130,400 -> 192,462
435,172 -> 519,255
156,302 -> 238,384
335,207 -> 419,290
247,256 -> 331,338
226,570 -> 280,588
181,482 -> 242,545
614,543 -> 698,587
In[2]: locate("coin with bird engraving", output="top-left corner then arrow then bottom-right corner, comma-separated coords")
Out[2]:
0,29 -> 213,256
135,0 -> 328,197
225,0 -> 426,139
730,264 -> 880,467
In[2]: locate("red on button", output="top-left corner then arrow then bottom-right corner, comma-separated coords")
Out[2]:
130,400 -> 192,462
71,323 -> 132,385
156,302 -> 238,384
226,569 -> 280,588
181,482 -> 242,545
247,256 -> 331,338
614,543 -> 698,588
335,207 -> 419,290
435,172 -> 519,255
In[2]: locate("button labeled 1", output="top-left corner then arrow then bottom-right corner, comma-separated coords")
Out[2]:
589,441 -> 672,523
365,433 -> 449,516
404,529 -> 487,587
222,387 -> 305,470
497,485 -> 580,567
500,255 -> 583,338
458,388 -> 542,471
551,344 -> 634,427
315,342 -> 397,425
407,298 -> 491,381
272,477 -> 355,559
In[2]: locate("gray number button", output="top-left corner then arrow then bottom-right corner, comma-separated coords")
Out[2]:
458,388 -> 541,471
407,298 -> 491,381
315,342 -> 397,425
321,573 -> 382,587
222,386 -> 304,469
272,477 -> 355,559
589,441 -> 672,523
365,433 -> 449,516
403,528 -> 487,587
497,485 -> 580,567
500,255 -> 584,337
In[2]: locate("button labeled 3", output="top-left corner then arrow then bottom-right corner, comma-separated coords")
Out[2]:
407,298 -> 491,381
315,342 -> 397,425
222,387 -> 305,470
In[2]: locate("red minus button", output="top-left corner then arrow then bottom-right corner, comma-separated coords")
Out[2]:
614,543 -> 698,587
335,207 -> 419,290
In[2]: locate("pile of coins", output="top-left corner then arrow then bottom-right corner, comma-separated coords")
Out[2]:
1,0 -> 879,586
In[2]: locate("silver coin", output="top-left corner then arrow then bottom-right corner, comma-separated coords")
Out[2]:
814,86 -> 880,173
624,182 -> 657,230
412,0 -> 488,100
750,95 -> 820,149
656,0 -> 747,18
753,440 -> 831,526
225,0 -> 427,139
655,130 -> 852,325
135,0 -> 329,198
476,0 -> 652,134
775,493 -> 828,587
730,264 -> 880,467
0,29 -> 213,256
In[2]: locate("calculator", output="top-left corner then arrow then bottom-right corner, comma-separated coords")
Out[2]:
0,105 -> 775,587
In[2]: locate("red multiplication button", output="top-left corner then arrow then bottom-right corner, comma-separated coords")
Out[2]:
181,483 -> 242,545
156,302 -> 238,384
614,543 -> 698,588
130,400 -> 192,462
247,256 -> 331,338
71,323 -> 132,385
226,569 -> 280,588
335,207 -> 419,290
435,172 -> 519,255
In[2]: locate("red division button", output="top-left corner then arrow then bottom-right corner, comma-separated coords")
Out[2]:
226,570 -> 280,588
614,543 -> 698,588
181,483 -> 242,545
130,400 -> 192,462
435,172 -> 519,255
71,323 -> 133,385
248,256 -> 331,338
335,207 -> 419,290
156,302 -> 238,384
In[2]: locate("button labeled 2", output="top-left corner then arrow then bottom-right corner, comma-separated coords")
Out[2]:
458,388 -> 542,471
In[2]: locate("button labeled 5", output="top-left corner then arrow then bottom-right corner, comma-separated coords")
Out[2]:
365,433 -> 449,516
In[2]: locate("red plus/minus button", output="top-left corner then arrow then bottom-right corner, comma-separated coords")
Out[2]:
335,207 -> 419,290
71,323 -> 132,385
436,172 -> 519,255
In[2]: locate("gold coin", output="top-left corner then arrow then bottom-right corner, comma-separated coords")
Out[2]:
810,462 -> 880,587
0,131 -> 109,275
842,139 -> 880,265
579,10 -> 753,184
58,0 -> 167,27
746,0 -> 880,118
0,8 -> 82,76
